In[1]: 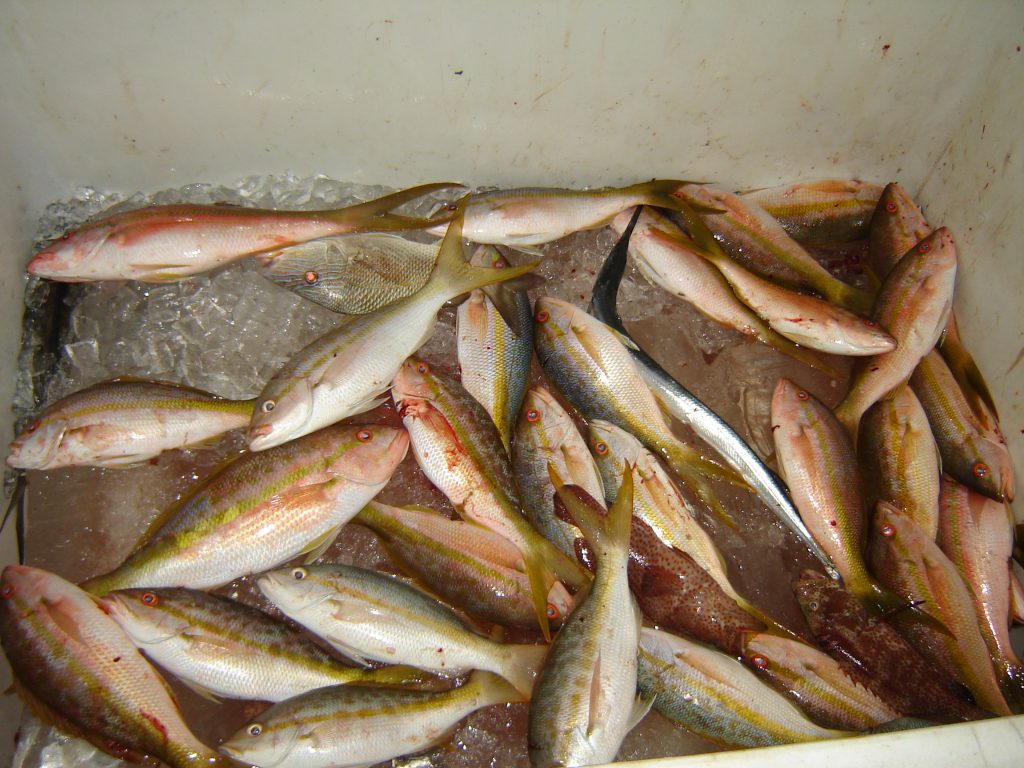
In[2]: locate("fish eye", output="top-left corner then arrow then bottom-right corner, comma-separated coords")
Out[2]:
972,462 -> 989,479
261,400 -> 276,413
807,600 -> 819,611
750,654 -> 768,669
880,523 -> 895,537
535,309 -> 550,323
291,567 -> 307,581
303,270 -> 319,285
796,390 -> 809,401
526,409 -> 540,423
863,319 -> 877,328
493,255 -> 508,269
25,419 -> 39,434
918,241 -> 931,254
446,202 -> 458,212
416,362 -> 430,374
247,723 -> 263,737
594,442 -> 609,456
356,429 -> 373,443
884,201 -> 897,213
140,592 -> 159,606
546,603 -> 560,620
0,583 -> 13,599
61,230 -> 75,240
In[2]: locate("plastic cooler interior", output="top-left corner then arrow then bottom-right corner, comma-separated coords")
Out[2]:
0,1 -> 1022,765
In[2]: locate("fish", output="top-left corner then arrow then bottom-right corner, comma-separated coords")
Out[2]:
911,349 -> 1015,502
6,378 -> 254,470
793,569 -> 990,722
741,632 -> 901,731
456,246 -> 533,453
533,294 -> 747,525
591,208 -> 839,577
354,501 -> 573,630
607,207 -> 837,372
771,378 -> 890,606
624,505 -> 765,656
247,208 -> 539,451
857,384 -> 942,540
834,228 -> 958,438
100,587 -> 435,703
433,179 -> 699,248
26,182 -> 461,282
528,469 -> 648,768
740,179 -> 884,245
936,475 -> 1024,697
220,670 -> 525,768
637,627 -> 847,748
867,502 -> 1012,716
867,184 -> 999,419
257,564 -> 547,696
0,565 -> 226,767
391,358 -> 589,638
657,214 -> 895,356
255,232 -> 437,314
512,386 -> 605,560
80,424 -> 407,595
677,184 -> 873,313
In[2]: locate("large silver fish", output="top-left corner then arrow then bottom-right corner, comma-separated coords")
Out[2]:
258,564 -> 547,696
220,670 -> 524,768
0,565 -> 226,767
247,208 -> 538,451
101,587 -> 433,702
591,208 -> 839,578
528,470 -> 648,768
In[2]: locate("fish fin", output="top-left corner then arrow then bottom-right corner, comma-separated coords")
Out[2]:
469,669 -> 529,705
328,182 -> 466,231
626,693 -> 656,731
521,546 -> 555,642
501,644 -> 548,697
505,243 -> 546,258
873,587 -> 955,638
427,210 -> 541,300
39,597 -> 90,646
732,596 -> 801,641
177,675 -> 224,703
364,665 -> 447,691
1,471 -> 26,565
625,179 -> 719,213
552,462 -> 634,557
939,316 -> 1000,420
607,326 -> 641,352
755,326 -> 843,377
586,651 -> 606,738
323,633 -> 374,668
299,523 -> 344,564
660,442 -> 743,527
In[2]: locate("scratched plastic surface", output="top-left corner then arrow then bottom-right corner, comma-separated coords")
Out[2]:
13,176 -> 873,766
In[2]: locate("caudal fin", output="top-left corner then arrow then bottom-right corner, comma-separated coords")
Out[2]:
329,182 -> 466,232
469,668 -> 533,705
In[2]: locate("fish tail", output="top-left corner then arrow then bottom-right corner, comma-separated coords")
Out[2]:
939,334 -> 1000,422
827,282 -> 874,316
360,664 -> 445,690
522,547 -> 556,642
733,596 -> 801,641
550,462 -> 634,556
326,182 -> 465,231
661,442 -> 745,528
469,668 -> 532,705
867,580 -> 955,638
832,399 -> 862,446
429,209 -> 540,298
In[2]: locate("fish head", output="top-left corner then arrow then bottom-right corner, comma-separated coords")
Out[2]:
391,358 -> 442,406
257,567 -> 336,614
947,432 -> 1016,502
248,377 -> 315,452
517,387 -> 574,445
99,589 -> 191,645
327,425 -> 409,486
26,222 -> 115,281
255,238 -> 338,298
221,717 -> 299,768
6,415 -> 67,469
867,501 -> 922,576
532,297 -> 578,345
586,420 -> 639,467
793,569 -> 865,640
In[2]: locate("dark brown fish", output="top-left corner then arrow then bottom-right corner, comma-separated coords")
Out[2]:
793,570 -> 989,723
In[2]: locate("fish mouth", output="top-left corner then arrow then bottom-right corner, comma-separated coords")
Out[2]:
247,423 -> 280,451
